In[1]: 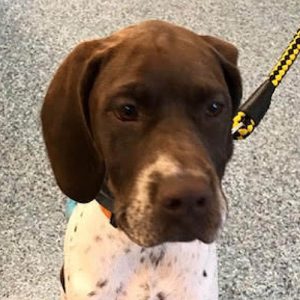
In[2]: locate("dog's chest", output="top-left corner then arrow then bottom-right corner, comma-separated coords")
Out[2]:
64,201 -> 218,300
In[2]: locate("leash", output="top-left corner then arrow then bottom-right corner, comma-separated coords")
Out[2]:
232,28 -> 300,140
67,28 -> 300,225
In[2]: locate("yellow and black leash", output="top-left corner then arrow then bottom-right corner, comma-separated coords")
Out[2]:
232,28 -> 300,140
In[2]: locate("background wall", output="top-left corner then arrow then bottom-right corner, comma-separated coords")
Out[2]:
1,0 -> 299,299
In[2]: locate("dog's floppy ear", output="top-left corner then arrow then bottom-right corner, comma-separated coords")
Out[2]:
41,40 -> 112,203
201,36 -> 242,113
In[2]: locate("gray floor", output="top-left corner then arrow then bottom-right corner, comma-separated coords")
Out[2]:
1,0 -> 300,299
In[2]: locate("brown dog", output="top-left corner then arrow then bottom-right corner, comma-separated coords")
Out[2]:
42,20 -> 242,299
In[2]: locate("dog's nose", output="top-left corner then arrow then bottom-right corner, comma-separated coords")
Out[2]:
158,175 -> 212,216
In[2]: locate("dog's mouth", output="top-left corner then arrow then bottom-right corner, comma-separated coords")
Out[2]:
114,202 -> 224,247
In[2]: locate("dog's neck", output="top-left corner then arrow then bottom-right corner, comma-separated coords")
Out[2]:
95,185 -> 117,227
64,200 -> 218,300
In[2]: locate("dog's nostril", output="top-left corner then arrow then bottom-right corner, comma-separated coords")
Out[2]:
163,196 -> 207,212
196,197 -> 206,207
163,196 -> 207,213
164,198 -> 182,210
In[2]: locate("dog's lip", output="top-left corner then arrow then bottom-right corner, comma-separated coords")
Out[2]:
122,227 -> 216,247
116,216 -> 153,247
114,209 -> 129,231
115,210 -> 218,247
114,209 -> 160,247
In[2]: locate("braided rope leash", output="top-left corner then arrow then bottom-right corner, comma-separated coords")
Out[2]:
232,28 -> 300,140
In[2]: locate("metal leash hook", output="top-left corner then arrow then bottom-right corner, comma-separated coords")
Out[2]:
232,28 -> 300,140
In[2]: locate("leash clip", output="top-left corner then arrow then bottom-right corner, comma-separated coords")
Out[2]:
232,112 -> 256,140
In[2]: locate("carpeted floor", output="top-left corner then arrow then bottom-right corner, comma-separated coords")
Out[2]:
1,0 -> 299,299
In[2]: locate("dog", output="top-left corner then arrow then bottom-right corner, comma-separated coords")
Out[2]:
41,20 -> 242,300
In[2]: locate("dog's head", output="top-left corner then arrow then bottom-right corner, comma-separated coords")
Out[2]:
41,20 -> 242,247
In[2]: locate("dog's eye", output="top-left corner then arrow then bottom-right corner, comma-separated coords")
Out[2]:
206,102 -> 224,117
115,104 -> 138,121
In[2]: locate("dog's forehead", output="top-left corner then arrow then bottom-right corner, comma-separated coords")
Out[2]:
101,24 -> 225,95
115,20 -> 207,48
115,21 -> 218,69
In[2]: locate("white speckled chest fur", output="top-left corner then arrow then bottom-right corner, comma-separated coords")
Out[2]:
63,200 -> 218,300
